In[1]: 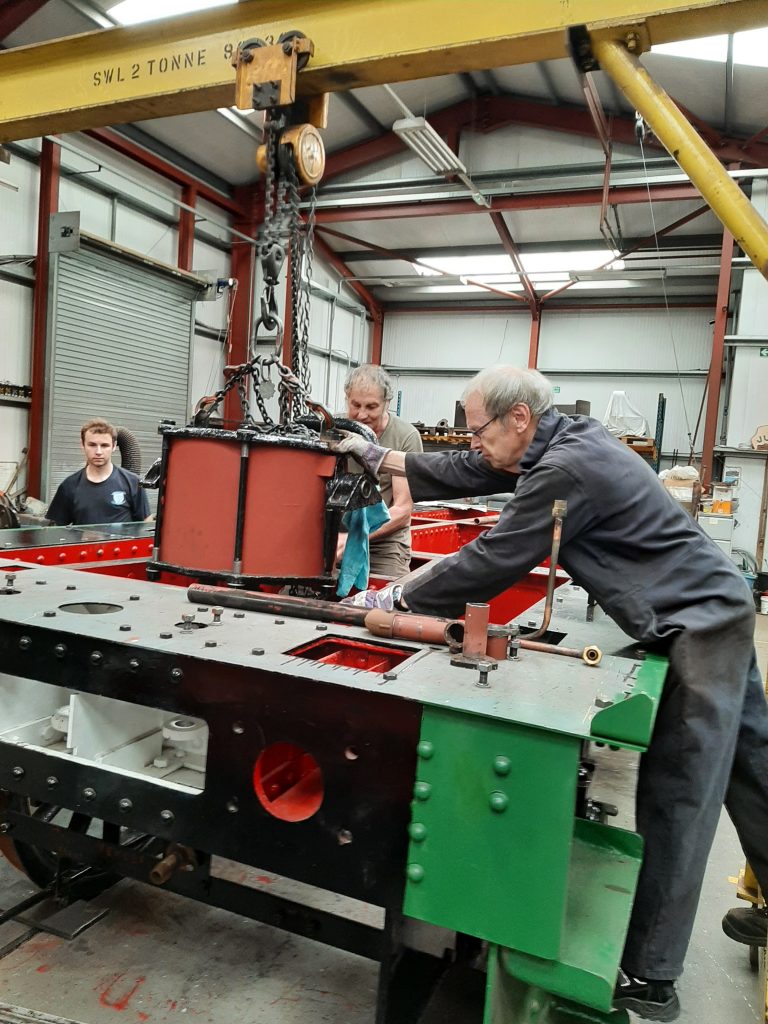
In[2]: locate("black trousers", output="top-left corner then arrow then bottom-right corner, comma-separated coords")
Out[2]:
622,610 -> 768,980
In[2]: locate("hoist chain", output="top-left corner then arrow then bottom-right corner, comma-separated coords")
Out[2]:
252,107 -> 314,424
286,156 -> 316,416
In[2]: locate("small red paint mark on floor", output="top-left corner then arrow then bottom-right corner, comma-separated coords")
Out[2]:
256,875 -> 275,884
36,964 -> 51,973
166,1000 -> 177,1010
98,973 -> 146,1011
137,1013 -> 150,1022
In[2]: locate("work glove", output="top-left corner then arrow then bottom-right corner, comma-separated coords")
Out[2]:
326,430 -> 390,477
341,583 -> 404,611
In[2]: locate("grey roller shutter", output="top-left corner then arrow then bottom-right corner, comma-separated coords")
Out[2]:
43,236 -> 204,501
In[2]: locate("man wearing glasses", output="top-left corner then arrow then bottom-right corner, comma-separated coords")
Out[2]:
330,364 -> 767,1023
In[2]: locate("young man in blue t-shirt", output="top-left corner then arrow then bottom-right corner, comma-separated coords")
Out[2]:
47,418 -> 150,526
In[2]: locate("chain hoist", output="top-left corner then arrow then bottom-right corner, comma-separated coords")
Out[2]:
228,31 -> 327,428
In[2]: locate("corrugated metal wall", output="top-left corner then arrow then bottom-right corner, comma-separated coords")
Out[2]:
43,241 -> 200,499
382,307 -> 711,453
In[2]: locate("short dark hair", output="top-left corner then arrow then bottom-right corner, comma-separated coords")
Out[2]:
80,419 -> 117,444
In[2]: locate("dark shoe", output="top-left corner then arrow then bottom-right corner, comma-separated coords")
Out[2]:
722,905 -> 768,947
613,969 -> 680,1021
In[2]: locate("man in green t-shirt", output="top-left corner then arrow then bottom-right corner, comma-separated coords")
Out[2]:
340,364 -> 423,578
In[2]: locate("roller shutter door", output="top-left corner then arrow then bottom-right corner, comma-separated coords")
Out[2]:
44,238 -> 203,500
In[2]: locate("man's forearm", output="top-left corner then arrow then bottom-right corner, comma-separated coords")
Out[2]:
379,450 -> 407,477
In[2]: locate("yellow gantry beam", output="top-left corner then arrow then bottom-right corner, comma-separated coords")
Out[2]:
594,35 -> 768,278
1,0 -> 768,143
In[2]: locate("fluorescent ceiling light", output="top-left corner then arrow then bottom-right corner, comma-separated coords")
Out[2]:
569,280 -> 636,290
651,28 -> 768,67
417,251 -> 624,278
109,0 -> 235,26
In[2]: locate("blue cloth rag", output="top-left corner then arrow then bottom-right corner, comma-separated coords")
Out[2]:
336,500 -> 390,597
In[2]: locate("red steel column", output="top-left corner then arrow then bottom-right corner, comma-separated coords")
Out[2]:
27,138 -> 61,498
224,185 -> 260,423
371,312 -> 384,364
177,184 -> 196,271
527,304 -> 542,369
701,228 -> 734,487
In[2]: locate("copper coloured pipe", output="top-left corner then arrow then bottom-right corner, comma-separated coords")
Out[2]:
463,602 -> 490,658
526,499 -> 567,641
188,584 -> 369,626
364,609 -> 461,645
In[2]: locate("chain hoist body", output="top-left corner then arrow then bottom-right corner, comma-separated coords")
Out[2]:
222,32 -> 328,429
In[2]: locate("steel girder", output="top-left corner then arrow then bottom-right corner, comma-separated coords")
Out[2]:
1,0 -> 768,144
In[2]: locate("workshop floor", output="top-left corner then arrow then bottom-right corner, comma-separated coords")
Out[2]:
1,617 -> 767,1024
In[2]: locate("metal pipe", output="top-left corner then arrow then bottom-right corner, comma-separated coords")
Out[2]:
364,609 -> 460,645
519,638 -> 602,666
463,602 -> 490,658
525,499 -> 567,641
592,35 -> 768,281
188,584 -> 369,627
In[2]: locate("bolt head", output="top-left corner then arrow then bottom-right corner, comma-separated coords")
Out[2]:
160,809 -> 174,823
11,766 -> 24,779
83,787 -> 96,801
90,651 -> 103,665
19,636 -> 31,650
46,775 -> 58,788
118,798 -> 132,812
54,644 -> 67,658
170,667 -> 183,680
251,647 -> 265,656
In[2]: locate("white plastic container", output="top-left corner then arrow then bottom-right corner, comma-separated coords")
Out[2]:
761,594 -> 768,615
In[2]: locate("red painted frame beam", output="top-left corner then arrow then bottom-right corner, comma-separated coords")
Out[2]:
177,184 -> 196,271
325,94 -> 768,182
28,137 -> 60,499
224,184 -> 260,423
315,182 -> 699,224
85,128 -> 243,217
0,0 -> 49,39
701,227 -> 734,487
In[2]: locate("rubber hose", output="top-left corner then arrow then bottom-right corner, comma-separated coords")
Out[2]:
116,427 -> 142,474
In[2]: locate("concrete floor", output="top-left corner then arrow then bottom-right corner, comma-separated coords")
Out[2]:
1,618 -> 767,1024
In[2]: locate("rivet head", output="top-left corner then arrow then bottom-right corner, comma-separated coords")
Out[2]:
90,651 -> 103,665
160,809 -> 174,823
128,658 -> 140,671
234,612 -> 245,619
232,722 -> 244,735
170,667 -> 183,681
251,647 -> 265,656
119,624 -> 131,632
160,632 -> 172,639
416,740 -> 434,760
11,766 -> 24,779
407,863 -> 425,883
118,798 -> 132,813
489,791 -> 508,813
54,644 -> 67,658
46,775 -> 58,788
19,636 -> 31,650
83,787 -> 96,801
409,822 -> 427,842
204,640 -> 217,648
226,798 -> 239,814
43,610 -> 56,618
413,781 -> 432,802
493,755 -> 511,777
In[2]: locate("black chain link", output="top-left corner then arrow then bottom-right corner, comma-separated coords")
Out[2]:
193,106 -> 317,435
